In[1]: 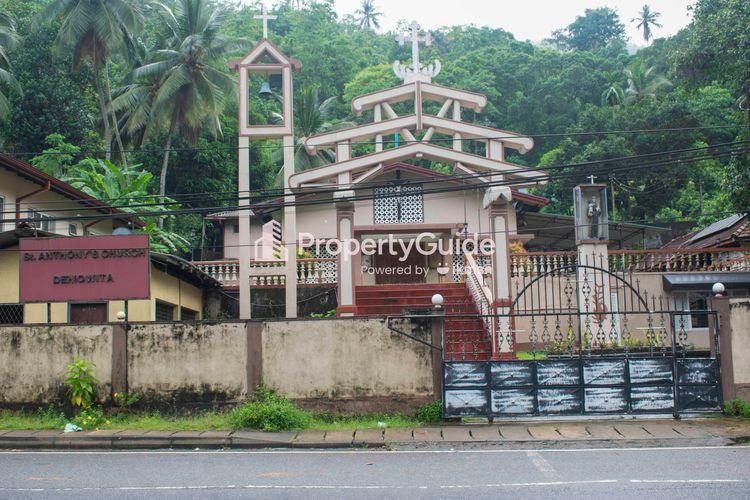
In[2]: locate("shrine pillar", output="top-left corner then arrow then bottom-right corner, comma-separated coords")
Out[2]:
574,183 -> 613,347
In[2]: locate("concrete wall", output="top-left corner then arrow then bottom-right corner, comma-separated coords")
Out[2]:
722,299 -> 750,401
262,317 -> 435,412
0,325 -> 113,404
126,322 -> 247,403
0,318 -> 436,413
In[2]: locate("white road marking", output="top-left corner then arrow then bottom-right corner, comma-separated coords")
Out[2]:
0,445 -> 747,455
630,479 -> 744,483
0,480 -> 619,492
2,478 -> 748,493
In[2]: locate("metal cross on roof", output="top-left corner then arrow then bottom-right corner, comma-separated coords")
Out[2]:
393,21 -> 441,83
254,4 -> 277,39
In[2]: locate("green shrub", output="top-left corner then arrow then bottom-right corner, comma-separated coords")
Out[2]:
113,392 -> 140,409
228,386 -> 310,432
724,399 -> 750,418
71,405 -> 109,430
65,359 -> 99,408
415,400 -> 442,423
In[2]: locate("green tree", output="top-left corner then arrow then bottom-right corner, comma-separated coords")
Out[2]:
30,133 -> 81,177
66,158 -> 190,253
624,60 -> 671,103
675,0 -> 750,93
561,8 -> 626,51
343,64 -> 398,105
601,70 -> 625,106
354,0 -> 382,30
273,86 -> 353,171
0,9 -> 20,125
122,0 -> 244,200
2,25 -> 98,154
632,5 -> 662,44
38,0 -> 143,163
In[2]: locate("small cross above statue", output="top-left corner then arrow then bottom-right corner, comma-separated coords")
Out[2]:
588,174 -> 596,184
393,21 -> 441,83
254,4 -> 277,40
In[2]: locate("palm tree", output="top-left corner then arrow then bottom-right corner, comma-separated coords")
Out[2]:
0,11 -> 21,124
271,87 -> 353,173
38,0 -> 143,163
624,60 -> 671,103
632,5 -> 662,44
601,70 -> 625,107
120,0 -> 246,200
354,0 -> 382,30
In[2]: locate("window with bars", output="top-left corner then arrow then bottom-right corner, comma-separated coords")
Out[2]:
0,195 -> 4,231
155,301 -> 176,322
0,304 -> 23,324
373,185 -> 423,224
27,209 -> 53,232
180,307 -> 198,321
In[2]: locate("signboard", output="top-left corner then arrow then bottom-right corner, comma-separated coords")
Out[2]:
20,235 -> 150,303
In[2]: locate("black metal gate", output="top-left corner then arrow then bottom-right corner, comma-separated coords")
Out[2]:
443,257 -> 722,418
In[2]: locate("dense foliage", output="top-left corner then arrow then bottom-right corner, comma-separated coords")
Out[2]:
0,0 -> 747,255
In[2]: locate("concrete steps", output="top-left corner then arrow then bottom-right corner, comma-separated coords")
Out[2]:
354,283 -> 492,361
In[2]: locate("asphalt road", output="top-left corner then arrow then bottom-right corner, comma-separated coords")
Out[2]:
0,445 -> 749,499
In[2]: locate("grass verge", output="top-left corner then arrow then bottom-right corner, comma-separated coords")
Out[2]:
1,393 -> 433,432
0,409 -> 424,432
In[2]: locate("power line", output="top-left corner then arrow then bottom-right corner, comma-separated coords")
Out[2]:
7,147 -> 748,222
4,146 -> 749,225
3,123 -> 743,157
7,139 -> 750,213
1,210 -> 742,254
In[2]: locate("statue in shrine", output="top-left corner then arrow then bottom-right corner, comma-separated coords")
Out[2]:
587,196 -> 602,239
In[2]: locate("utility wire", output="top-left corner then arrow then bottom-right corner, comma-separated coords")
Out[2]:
7,139 -> 750,212
2,210 -> 742,253
4,146 -> 749,225
3,123 -> 743,157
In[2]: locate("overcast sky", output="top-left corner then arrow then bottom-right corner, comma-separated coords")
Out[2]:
287,0 -> 696,45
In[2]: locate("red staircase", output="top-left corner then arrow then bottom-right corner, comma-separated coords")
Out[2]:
354,283 -> 492,361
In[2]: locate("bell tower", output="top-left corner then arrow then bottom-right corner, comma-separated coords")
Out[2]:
231,5 -> 300,319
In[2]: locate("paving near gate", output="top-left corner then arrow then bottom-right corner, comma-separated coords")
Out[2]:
1,417 -> 749,450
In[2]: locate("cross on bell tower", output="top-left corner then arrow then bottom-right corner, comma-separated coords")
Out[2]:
393,21 -> 441,83
254,4 -> 277,40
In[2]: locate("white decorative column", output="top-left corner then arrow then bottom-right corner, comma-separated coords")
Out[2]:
336,203 -> 356,316
490,203 -> 513,357
283,134 -> 298,318
238,136 -> 252,319
482,186 -> 515,357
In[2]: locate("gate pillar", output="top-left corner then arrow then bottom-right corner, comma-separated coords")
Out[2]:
485,189 -> 514,357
